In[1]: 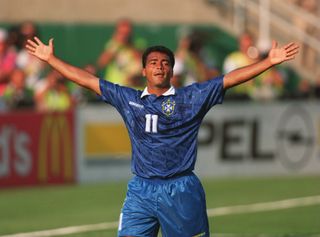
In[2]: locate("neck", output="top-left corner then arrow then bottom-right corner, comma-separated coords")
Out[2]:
146,85 -> 171,97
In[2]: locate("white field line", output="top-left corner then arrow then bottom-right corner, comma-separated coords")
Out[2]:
207,194 -> 320,216
211,234 -> 320,237
0,222 -> 119,237
2,195 -> 320,237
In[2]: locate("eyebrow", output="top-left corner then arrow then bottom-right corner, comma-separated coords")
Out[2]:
148,58 -> 169,63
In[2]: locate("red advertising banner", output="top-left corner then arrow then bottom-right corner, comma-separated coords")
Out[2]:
0,110 -> 75,187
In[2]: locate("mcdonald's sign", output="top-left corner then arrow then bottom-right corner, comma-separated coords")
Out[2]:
37,112 -> 75,183
0,110 -> 75,187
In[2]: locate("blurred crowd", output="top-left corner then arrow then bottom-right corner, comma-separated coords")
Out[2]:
0,17 -> 319,112
0,21 -> 74,112
288,0 -> 319,72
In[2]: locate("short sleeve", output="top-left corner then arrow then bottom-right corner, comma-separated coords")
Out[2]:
204,75 -> 225,109
99,79 -> 136,113
188,75 -> 225,113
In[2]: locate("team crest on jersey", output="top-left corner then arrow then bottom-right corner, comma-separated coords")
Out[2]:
162,98 -> 176,116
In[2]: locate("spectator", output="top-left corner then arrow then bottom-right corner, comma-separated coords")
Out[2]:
296,76 -> 312,98
173,30 -> 219,87
34,69 -> 72,112
224,37 -> 287,101
7,25 -> 21,51
97,19 -> 143,89
2,68 -> 34,110
18,21 -> 39,48
222,32 -> 259,100
70,64 -> 101,104
314,72 -> 320,99
249,62 -> 285,101
81,64 -> 101,103
293,0 -> 319,71
0,28 -> 17,95
16,21 -> 46,88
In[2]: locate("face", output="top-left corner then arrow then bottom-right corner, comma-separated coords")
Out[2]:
0,41 -> 5,54
115,20 -> 132,43
142,52 -> 173,89
11,70 -> 26,90
239,34 -> 253,53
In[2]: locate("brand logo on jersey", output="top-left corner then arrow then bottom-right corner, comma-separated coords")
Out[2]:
162,98 -> 176,116
129,101 -> 144,109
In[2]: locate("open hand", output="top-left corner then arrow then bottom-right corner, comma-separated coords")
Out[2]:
26,37 -> 54,62
268,40 -> 299,65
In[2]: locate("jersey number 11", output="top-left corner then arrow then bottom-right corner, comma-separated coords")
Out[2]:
145,114 -> 158,133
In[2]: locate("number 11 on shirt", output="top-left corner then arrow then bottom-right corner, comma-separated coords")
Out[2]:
145,114 -> 158,133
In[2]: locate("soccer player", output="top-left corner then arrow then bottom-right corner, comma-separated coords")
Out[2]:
26,37 -> 299,237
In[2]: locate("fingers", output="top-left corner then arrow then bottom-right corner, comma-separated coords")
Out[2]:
284,42 -> 295,49
25,47 -> 36,57
286,48 -> 299,57
285,43 -> 299,58
271,40 -> 278,49
49,38 -> 54,48
26,39 -> 38,48
277,42 -> 299,61
25,40 -> 37,53
25,36 -> 43,52
287,44 -> 299,53
25,44 -> 35,52
284,42 -> 299,51
25,37 -> 39,54
33,36 -> 43,45
285,55 -> 296,61
285,46 -> 299,61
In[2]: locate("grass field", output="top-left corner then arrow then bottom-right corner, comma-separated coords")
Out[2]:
1,175 -> 320,237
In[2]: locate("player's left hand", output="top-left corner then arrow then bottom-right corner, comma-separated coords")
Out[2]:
268,40 -> 299,65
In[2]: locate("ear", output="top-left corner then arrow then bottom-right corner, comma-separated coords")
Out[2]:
142,68 -> 146,77
170,67 -> 174,77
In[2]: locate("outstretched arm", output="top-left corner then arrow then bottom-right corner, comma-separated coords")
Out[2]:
26,37 -> 101,95
223,41 -> 299,90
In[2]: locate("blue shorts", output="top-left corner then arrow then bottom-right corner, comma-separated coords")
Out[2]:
118,172 -> 209,237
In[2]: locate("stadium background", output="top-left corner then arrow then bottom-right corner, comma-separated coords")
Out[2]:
1,0 -> 320,236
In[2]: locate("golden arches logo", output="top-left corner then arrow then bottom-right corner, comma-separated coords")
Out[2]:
38,114 -> 74,182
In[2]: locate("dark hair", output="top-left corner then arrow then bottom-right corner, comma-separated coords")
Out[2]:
142,45 -> 175,68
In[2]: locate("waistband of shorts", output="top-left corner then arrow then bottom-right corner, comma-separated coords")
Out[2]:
133,171 -> 195,184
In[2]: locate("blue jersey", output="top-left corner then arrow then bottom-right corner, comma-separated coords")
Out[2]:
99,76 -> 224,178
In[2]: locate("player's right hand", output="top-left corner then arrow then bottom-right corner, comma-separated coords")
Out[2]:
26,37 -> 54,62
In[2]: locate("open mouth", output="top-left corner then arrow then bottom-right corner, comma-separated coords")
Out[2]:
154,72 -> 165,77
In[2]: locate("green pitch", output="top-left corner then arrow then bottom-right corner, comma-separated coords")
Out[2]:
1,175 -> 320,237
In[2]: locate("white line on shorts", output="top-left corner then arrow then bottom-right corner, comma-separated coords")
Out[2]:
1,195 -> 320,237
